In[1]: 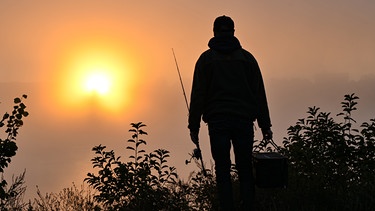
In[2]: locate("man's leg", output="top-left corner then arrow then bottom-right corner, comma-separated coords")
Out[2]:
232,119 -> 255,210
208,119 -> 235,210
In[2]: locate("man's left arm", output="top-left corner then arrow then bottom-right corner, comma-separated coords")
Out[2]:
254,63 -> 272,140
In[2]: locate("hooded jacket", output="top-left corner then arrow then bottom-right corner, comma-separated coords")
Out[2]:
188,35 -> 271,132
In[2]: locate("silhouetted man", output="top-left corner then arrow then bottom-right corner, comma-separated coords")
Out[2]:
188,15 -> 272,210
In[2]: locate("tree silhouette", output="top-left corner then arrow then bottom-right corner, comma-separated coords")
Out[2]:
0,95 -> 29,210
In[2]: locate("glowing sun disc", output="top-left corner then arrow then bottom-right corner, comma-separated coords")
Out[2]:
84,72 -> 111,95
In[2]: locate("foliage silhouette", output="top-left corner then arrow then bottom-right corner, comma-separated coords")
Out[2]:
83,94 -> 374,210
85,122 -> 191,210
32,183 -> 102,211
2,94 -> 374,210
0,95 -> 29,210
278,93 -> 375,210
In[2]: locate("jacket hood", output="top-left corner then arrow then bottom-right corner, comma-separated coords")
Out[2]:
208,35 -> 242,53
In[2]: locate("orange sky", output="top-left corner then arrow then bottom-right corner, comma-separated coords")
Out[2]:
1,1 -> 375,200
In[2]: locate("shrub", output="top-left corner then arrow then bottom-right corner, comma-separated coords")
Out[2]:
0,95 -> 29,210
85,122 -> 190,210
32,183 -> 102,211
281,94 -> 375,210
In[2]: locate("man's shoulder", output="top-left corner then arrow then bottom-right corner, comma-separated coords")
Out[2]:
239,48 -> 256,59
197,49 -> 215,63
198,48 -> 256,64
203,48 -> 254,57
200,49 -> 215,57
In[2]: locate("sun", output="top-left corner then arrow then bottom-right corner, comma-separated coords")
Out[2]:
84,71 -> 111,95
47,34 -> 143,116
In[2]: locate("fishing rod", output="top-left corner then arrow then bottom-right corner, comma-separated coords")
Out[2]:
172,48 -> 207,177
172,48 -> 190,112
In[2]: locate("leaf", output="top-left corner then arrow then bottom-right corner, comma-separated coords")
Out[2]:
3,113 -> 10,119
126,146 -> 135,151
139,130 -> 148,135
139,139 -> 147,145
23,111 -> 29,117
20,103 -> 26,109
14,98 -> 21,104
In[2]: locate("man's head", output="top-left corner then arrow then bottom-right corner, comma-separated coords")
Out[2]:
213,15 -> 235,37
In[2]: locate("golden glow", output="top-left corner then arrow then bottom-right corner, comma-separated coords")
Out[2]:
45,33 -> 141,116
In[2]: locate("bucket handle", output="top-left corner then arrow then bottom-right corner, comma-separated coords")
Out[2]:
253,138 -> 282,153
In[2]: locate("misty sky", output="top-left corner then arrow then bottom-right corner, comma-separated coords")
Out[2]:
1,1 -> 375,200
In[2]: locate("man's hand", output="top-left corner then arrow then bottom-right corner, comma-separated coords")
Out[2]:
190,130 -> 199,145
262,128 -> 273,140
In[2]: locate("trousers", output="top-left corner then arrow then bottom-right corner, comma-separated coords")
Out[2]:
208,116 -> 255,211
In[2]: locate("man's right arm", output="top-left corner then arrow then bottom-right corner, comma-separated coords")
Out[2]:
188,54 -> 208,134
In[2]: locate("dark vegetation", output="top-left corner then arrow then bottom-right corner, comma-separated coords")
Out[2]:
255,94 -> 375,211
0,95 -> 29,210
1,93 -> 374,210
